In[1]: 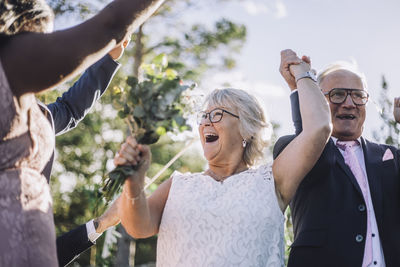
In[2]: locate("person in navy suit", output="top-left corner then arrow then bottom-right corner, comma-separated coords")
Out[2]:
41,41 -> 128,266
274,54 -> 400,267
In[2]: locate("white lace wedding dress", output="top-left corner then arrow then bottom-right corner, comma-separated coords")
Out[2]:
157,164 -> 285,267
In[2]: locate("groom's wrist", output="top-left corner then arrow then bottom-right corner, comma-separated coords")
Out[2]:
86,219 -> 102,243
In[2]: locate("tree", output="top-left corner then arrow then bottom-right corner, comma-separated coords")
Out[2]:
372,76 -> 400,147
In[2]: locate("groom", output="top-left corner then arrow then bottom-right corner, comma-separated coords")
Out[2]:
274,52 -> 400,267
40,41 -> 128,266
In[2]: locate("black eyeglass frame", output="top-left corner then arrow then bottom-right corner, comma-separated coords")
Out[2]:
323,88 -> 369,106
197,108 -> 239,124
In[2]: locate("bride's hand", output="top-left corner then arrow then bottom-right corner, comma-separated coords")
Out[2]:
114,136 -> 151,189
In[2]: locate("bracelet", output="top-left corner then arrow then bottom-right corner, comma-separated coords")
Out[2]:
295,70 -> 317,83
123,187 -> 144,204
296,76 -> 313,83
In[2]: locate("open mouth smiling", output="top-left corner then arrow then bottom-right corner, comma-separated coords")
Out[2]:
337,114 -> 356,120
205,133 -> 219,143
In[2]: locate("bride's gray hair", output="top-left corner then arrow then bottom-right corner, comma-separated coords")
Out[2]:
204,88 -> 271,166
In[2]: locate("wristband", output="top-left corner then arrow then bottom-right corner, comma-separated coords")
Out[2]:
123,187 -> 144,204
295,71 -> 317,83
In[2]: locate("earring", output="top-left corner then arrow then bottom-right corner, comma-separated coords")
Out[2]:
242,140 -> 247,148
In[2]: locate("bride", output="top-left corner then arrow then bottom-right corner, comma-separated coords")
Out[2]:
115,49 -> 331,266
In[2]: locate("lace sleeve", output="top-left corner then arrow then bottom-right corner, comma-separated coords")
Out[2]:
258,164 -> 273,182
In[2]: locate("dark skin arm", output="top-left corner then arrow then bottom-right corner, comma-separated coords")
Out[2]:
0,0 -> 165,97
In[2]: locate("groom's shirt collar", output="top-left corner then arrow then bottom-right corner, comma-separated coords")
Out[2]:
331,136 -> 362,146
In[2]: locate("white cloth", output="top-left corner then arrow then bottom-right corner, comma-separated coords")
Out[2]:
332,137 -> 385,267
86,219 -> 102,243
157,165 -> 285,267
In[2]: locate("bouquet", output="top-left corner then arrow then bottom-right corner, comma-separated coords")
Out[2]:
100,54 -> 195,204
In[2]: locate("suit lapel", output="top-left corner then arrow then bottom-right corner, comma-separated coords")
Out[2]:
361,137 -> 384,223
331,139 -> 363,196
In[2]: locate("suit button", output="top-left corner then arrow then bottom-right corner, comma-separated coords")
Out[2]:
358,204 -> 366,212
356,234 -> 363,242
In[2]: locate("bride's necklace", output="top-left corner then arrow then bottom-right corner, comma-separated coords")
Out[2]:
205,167 -> 249,183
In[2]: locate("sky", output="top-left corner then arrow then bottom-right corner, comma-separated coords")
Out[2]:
188,0 -> 400,140
55,0 -> 400,140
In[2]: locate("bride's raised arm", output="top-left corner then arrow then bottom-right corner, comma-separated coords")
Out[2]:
272,49 -> 332,211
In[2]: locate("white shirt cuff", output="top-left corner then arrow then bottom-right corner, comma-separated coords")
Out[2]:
86,219 -> 102,243
290,89 -> 298,95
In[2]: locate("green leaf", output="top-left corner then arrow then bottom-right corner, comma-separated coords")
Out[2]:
180,125 -> 191,131
156,126 -> 167,136
174,115 -> 185,126
127,76 -> 139,87
165,68 -> 178,80
141,63 -> 156,76
118,110 -> 127,118
153,53 -> 168,68
134,106 -> 146,118
123,104 -> 131,115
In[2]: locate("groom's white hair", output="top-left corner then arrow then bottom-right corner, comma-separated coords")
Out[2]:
317,60 -> 368,90
203,88 -> 271,166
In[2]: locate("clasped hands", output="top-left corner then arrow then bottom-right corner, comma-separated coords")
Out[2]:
114,136 -> 151,199
279,49 -> 314,91
92,137 -> 151,234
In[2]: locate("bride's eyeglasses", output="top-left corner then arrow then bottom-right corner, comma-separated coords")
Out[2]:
197,108 -> 239,125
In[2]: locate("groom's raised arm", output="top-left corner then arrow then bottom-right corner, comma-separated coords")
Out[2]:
290,90 -> 302,135
47,54 -> 120,136
273,52 -> 304,161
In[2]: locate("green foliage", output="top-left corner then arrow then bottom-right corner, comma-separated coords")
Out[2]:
372,76 -> 400,146
101,54 -> 195,204
147,18 -> 247,81
48,0 -> 99,17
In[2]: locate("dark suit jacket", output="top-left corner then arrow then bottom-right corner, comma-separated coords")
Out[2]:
273,91 -> 400,267
39,54 -> 120,266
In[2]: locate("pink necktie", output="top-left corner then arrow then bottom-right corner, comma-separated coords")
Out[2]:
336,141 -> 373,267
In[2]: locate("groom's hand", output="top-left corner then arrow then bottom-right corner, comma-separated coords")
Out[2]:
94,197 -> 121,234
280,49 -> 302,91
108,36 -> 131,60
280,49 -> 312,91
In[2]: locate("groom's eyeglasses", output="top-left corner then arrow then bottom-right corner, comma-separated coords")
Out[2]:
197,108 -> 239,125
324,88 -> 369,106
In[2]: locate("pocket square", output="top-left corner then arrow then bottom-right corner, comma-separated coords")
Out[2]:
382,148 -> 394,161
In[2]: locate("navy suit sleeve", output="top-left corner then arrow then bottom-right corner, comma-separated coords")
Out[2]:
47,54 -> 120,135
56,224 -> 94,267
290,90 -> 302,135
272,91 -> 302,160
273,135 -> 296,160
